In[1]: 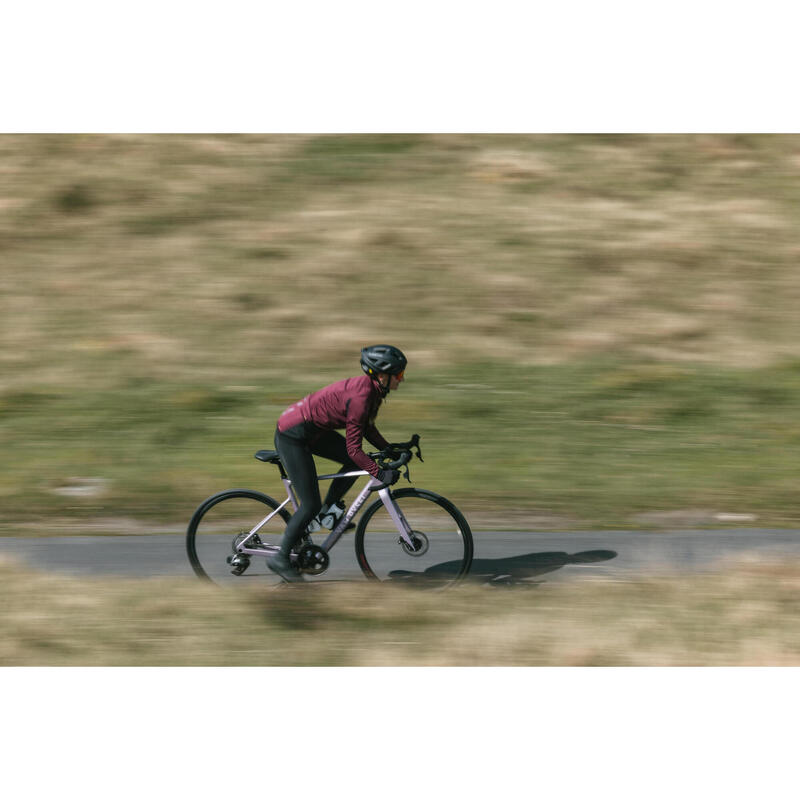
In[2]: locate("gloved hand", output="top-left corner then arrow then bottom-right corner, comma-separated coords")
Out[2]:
377,468 -> 400,486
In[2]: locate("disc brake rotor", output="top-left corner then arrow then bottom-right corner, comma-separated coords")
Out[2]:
399,530 -> 429,557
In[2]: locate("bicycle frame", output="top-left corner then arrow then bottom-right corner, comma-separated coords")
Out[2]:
232,469 -> 416,559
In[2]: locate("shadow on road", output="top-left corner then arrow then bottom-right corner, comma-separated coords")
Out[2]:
387,549 -> 618,587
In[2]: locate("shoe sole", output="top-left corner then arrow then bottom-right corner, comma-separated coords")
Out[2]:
266,559 -> 305,583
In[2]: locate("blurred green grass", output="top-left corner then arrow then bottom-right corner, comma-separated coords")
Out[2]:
3,134 -> 800,530
5,359 -> 800,527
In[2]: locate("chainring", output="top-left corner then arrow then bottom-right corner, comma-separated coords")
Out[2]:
296,544 -> 330,575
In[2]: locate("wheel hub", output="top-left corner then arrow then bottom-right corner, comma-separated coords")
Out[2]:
232,531 -> 264,552
399,530 -> 429,557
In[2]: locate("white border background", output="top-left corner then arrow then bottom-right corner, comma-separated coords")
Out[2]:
2,668 -> 799,799
2,0 -> 799,132
2,2 -> 798,797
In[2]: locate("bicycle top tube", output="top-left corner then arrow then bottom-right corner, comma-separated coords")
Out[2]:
316,469 -> 369,481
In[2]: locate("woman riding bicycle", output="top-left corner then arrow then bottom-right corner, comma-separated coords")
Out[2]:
267,344 -> 407,582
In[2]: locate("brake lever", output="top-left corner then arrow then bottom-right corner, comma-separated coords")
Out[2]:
377,436 -> 421,479
403,434 -> 421,480
410,434 -> 423,463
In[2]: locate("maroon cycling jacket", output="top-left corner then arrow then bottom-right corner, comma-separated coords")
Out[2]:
277,375 -> 391,477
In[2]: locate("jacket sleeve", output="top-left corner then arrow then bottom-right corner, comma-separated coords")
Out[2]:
344,394 -> 382,477
364,423 -> 390,452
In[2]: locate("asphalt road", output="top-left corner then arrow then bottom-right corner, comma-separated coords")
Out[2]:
0,528 -> 798,587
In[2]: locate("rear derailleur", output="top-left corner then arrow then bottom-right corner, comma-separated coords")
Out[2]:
226,531 -> 265,576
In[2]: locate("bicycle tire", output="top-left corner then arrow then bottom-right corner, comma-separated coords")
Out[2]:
354,487 -> 473,588
186,488 -> 291,584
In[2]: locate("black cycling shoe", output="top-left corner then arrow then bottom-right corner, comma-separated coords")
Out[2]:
266,552 -> 305,583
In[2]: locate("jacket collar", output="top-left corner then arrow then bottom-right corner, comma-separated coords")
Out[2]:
369,374 -> 388,399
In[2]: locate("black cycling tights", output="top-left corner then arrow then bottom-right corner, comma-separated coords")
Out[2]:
273,422 -> 360,555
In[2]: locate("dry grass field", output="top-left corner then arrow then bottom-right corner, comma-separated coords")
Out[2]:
3,134 -> 800,527
2,554 -> 798,666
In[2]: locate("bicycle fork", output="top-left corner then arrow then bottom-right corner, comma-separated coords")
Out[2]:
375,487 -> 416,547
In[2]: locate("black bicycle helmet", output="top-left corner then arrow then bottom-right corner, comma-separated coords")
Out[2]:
360,344 -> 407,377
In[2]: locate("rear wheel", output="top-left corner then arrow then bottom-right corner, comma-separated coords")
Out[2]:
355,487 -> 473,588
186,489 -> 291,586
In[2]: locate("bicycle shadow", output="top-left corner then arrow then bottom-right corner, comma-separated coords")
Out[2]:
387,549 -> 618,588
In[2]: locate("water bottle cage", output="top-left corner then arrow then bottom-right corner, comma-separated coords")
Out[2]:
315,500 -> 345,531
320,512 -> 336,528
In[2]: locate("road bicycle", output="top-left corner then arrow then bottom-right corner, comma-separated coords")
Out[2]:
186,435 -> 473,588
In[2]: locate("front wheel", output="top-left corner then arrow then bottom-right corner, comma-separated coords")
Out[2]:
355,487 -> 473,588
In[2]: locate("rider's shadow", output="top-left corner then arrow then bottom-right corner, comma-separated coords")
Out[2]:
387,549 -> 618,588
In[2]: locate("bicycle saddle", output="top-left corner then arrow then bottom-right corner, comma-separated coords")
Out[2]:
254,450 -> 282,464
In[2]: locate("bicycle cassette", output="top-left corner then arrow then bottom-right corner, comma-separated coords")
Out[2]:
296,544 -> 330,575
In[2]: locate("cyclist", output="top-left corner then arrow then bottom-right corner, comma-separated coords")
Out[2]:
267,344 -> 407,582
